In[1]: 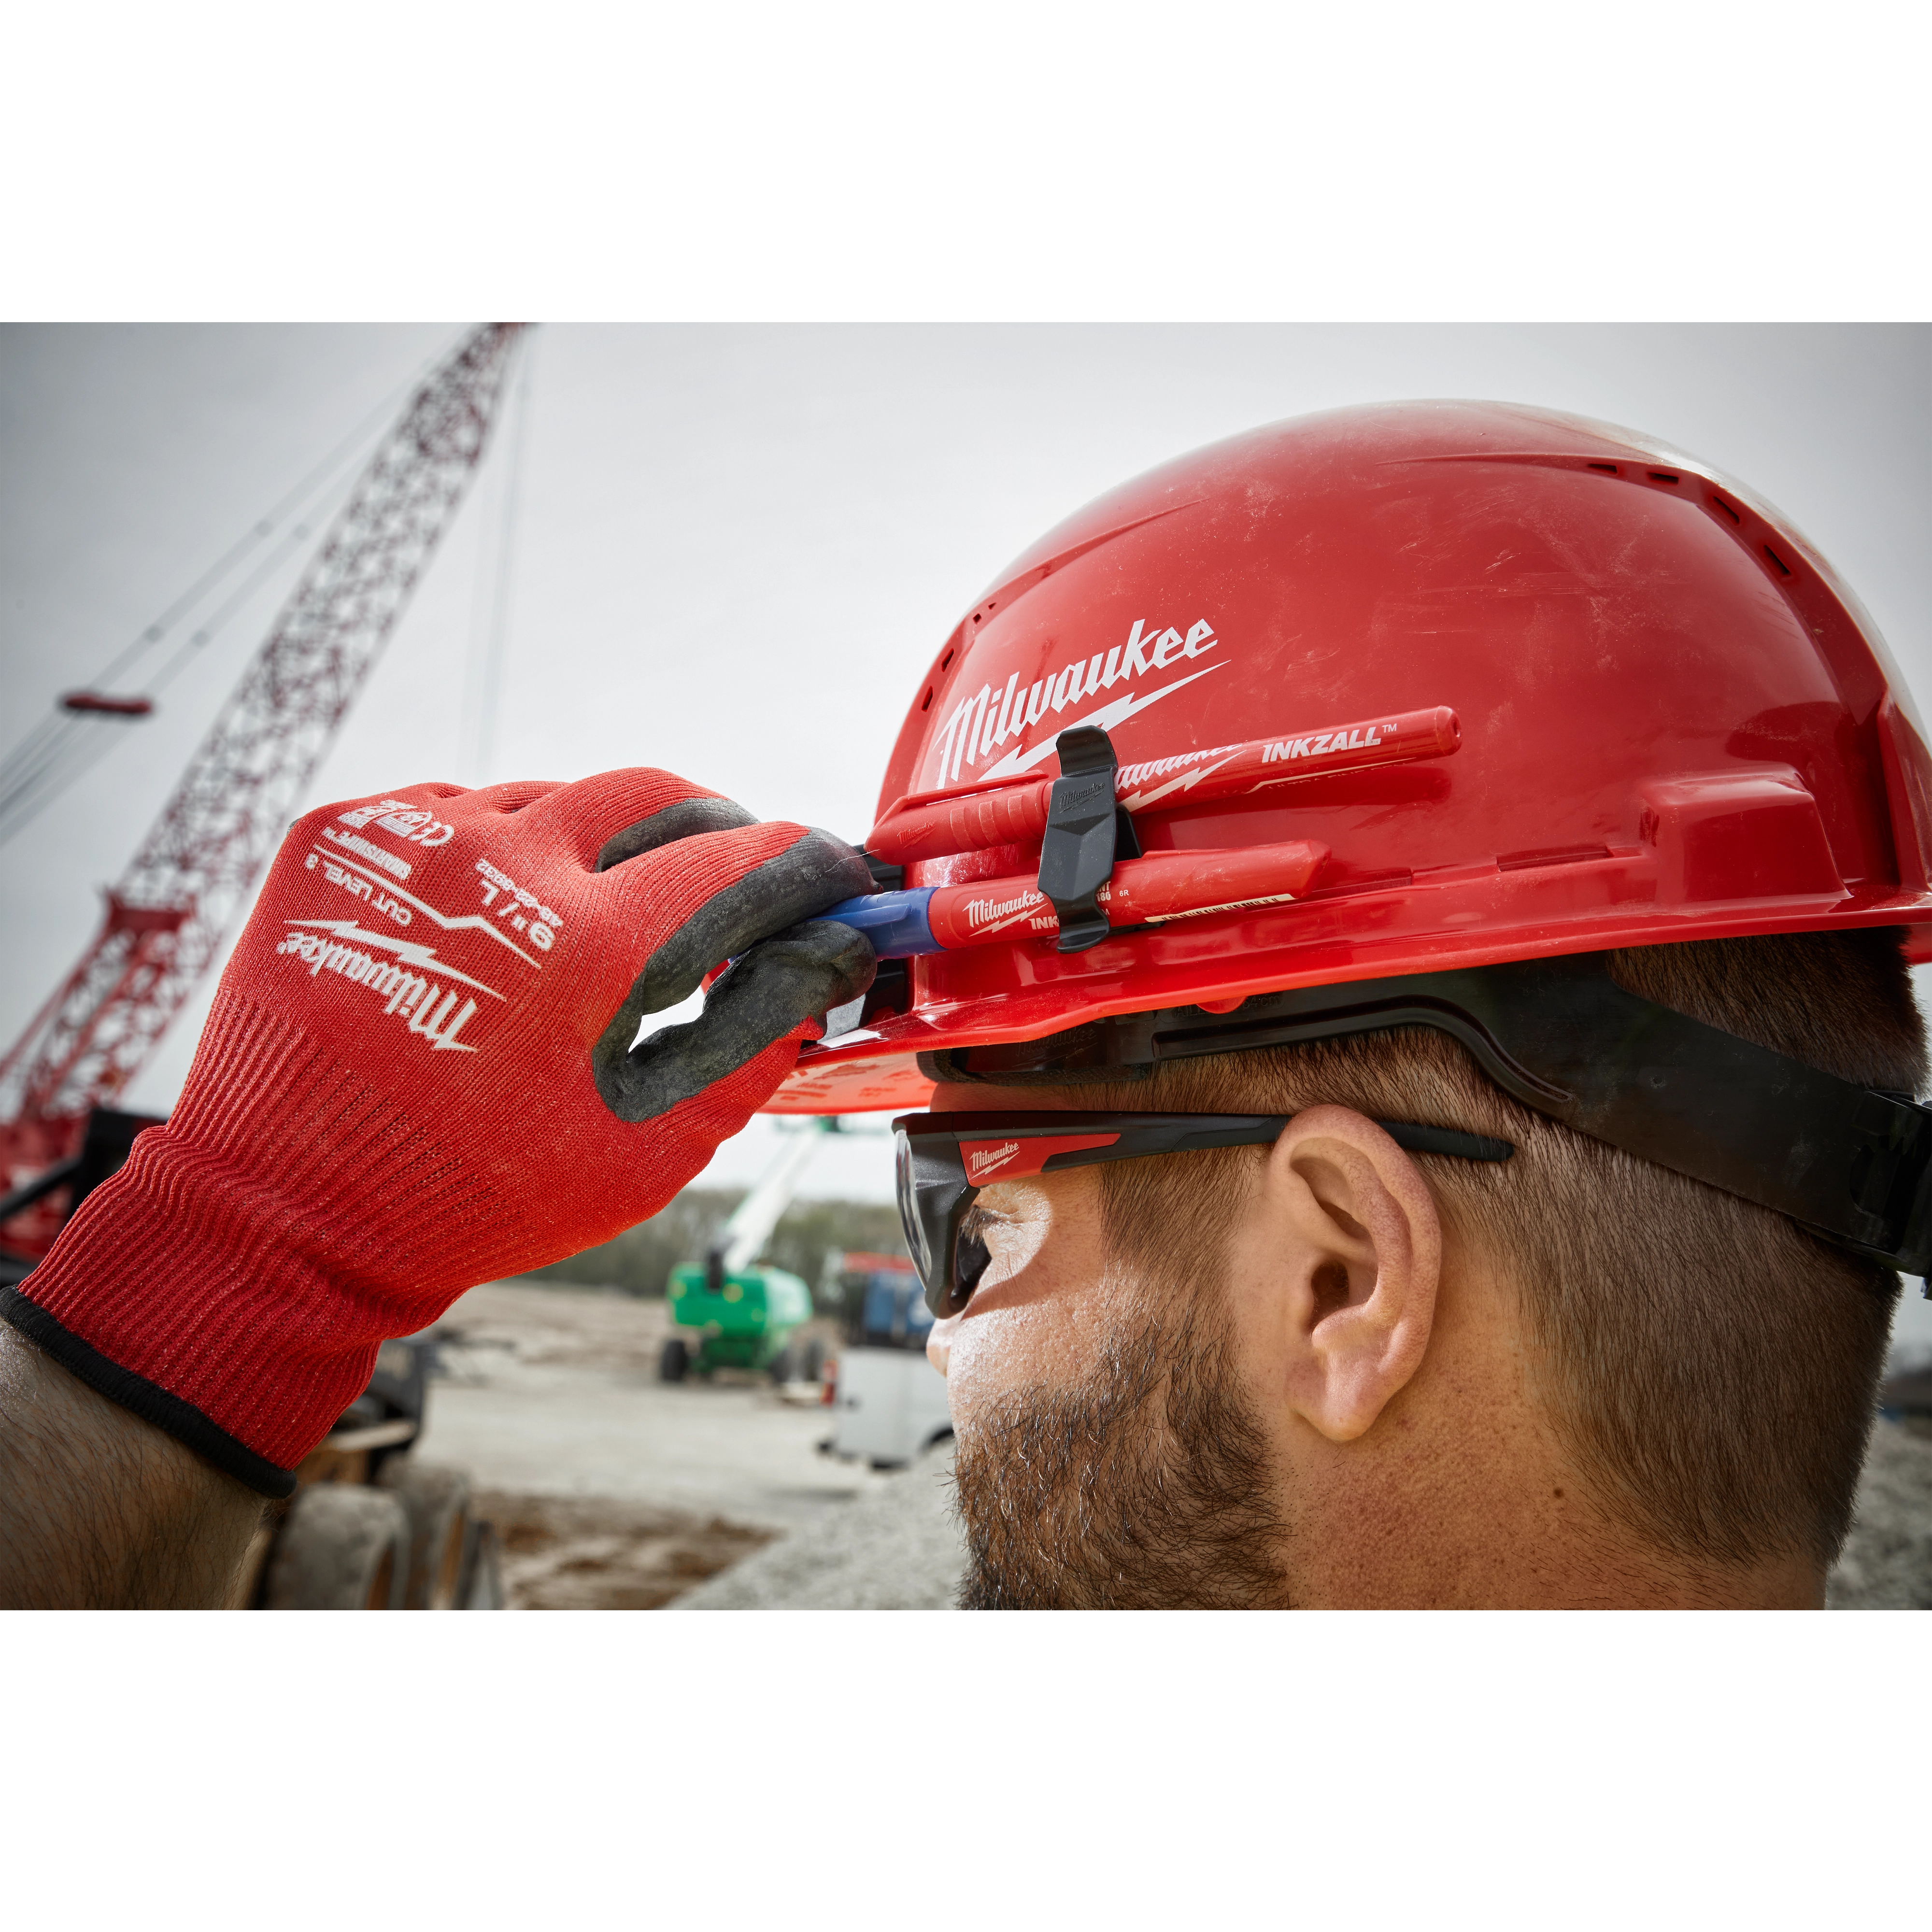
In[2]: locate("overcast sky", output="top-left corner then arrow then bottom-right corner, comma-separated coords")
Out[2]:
2,325 -> 1928,1328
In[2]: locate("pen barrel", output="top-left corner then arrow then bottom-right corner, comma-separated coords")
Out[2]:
921,841 -> 1329,952
818,887 -> 942,956
866,780 -> 1052,867
1114,705 -> 1459,809
866,706 -> 1458,863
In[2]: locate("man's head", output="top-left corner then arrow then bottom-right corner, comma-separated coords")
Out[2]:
774,399 -> 1932,1605
931,928 -> 1923,1608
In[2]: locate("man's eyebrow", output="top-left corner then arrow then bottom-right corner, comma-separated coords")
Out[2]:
962,1192 -> 1031,1222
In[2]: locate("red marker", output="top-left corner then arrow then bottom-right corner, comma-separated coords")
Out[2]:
825,840 -> 1331,957
866,705 -> 1459,864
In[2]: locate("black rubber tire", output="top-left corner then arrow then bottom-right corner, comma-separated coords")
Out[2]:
799,1337 -> 825,1384
376,1459 -> 472,1609
264,1486 -> 410,1609
768,1347 -> 794,1384
659,1336 -> 689,1383
457,1519 -> 505,1608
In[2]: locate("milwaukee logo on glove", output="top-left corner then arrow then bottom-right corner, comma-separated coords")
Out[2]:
276,794 -> 586,1058
274,923 -> 492,1052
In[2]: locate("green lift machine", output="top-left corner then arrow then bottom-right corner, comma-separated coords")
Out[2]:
659,1117 -> 834,1385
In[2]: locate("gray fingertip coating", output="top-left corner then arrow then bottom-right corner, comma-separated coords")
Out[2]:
620,829 -> 876,1021
596,795 -> 758,872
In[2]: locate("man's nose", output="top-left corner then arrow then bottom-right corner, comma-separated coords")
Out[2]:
926,1314 -> 961,1377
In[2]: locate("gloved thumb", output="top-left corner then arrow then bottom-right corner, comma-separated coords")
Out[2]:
594,917 -> 876,1121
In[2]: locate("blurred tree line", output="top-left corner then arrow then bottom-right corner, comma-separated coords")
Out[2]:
528,1188 -> 907,1297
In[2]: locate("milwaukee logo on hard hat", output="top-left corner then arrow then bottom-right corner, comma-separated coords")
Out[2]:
926,618 -> 1226,789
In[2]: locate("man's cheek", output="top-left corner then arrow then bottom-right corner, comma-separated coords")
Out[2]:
942,1306 -> 1022,1425
944,1286 -> 1111,1423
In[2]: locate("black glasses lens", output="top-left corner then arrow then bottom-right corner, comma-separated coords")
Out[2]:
898,1128 -> 982,1317
948,1222 -> 993,1315
894,1132 -> 931,1287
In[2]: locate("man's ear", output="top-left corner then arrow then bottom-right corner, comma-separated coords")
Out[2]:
1241,1105 -> 1443,1443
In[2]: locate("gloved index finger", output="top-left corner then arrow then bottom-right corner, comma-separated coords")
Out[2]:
596,795 -> 757,872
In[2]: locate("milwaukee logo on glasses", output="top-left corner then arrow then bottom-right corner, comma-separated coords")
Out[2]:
966,1141 -> 1022,1180
958,1131 -> 1126,1185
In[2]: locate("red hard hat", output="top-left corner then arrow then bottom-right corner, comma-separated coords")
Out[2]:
774,400 -> 1932,1119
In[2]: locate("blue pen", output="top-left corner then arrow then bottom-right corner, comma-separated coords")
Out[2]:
821,889 -> 944,958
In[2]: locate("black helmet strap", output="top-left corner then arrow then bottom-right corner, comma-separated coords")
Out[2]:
917,950 -> 1932,1278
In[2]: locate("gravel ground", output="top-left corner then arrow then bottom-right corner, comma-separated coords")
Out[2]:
415,1280 -> 895,1534
673,1439 -> 965,1609
1828,1420 -> 1932,1609
412,1279 -> 941,1607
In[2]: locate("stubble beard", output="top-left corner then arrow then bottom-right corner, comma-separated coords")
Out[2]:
950,1281 -> 1291,1610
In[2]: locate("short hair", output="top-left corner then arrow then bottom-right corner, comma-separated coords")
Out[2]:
1089,929 -> 1924,1571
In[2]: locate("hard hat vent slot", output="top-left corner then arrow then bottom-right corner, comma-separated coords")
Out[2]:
1648,470 -> 1680,484
1762,543 -> 1793,578
1640,771 -> 1843,904
1497,844 -> 1612,872
1709,494 -> 1742,525
1588,461 -> 1619,474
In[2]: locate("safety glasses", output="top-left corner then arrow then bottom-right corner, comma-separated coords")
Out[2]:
893,1109 -> 1514,1317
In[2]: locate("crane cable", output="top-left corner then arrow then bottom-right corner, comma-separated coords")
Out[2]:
462,332 -> 538,786
0,472 -> 367,844
0,347 -> 442,850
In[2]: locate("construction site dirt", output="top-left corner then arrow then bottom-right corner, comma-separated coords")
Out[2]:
415,1279 -> 967,1609
420,1277 -> 1932,1610
478,1492 -> 774,1611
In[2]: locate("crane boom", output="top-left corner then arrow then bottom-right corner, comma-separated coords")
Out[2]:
0,324 -> 527,1252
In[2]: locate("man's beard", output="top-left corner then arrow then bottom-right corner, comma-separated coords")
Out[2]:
950,1289 -> 1290,1610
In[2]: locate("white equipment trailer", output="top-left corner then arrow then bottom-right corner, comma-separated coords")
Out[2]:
823,1253 -> 954,1467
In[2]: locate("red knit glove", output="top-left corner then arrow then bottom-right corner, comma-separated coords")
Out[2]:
0,771 -> 875,1494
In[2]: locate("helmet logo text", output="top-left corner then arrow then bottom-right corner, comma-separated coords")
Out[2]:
930,618 -> 1223,790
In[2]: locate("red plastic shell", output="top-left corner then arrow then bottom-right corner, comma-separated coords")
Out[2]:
776,401 -> 1932,1116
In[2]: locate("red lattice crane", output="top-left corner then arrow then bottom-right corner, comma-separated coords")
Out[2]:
0,324 -> 527,1258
